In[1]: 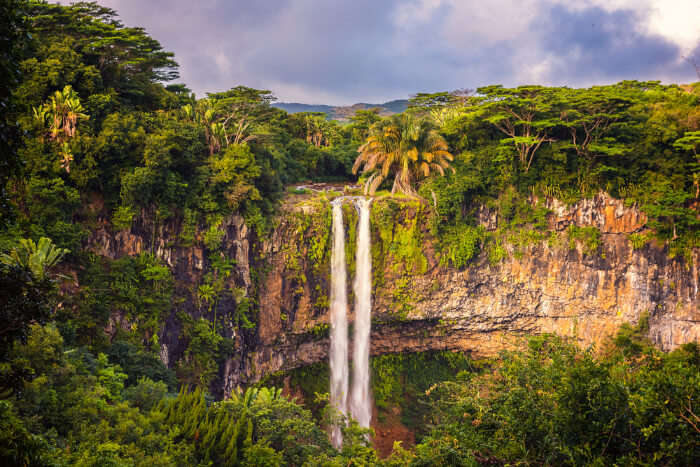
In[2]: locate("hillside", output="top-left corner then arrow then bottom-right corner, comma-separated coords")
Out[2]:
272,99 -> 409,121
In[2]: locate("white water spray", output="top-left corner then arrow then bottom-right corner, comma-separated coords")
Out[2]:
350,197 -> 372,430
329,200 -> 349,448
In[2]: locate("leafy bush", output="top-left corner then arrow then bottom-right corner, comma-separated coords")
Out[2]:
111,205 -> 135,231
203,220 -> 225,251
106,340 -> 177,390
439,224 -> 485,268
567,224 -> 602,255
629,232 -> 651,250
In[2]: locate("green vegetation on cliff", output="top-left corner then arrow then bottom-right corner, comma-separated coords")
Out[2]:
418,82 -> 700,263
1,0 -> 698,464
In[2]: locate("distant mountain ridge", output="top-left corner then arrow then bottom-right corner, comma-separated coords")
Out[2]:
272,99 -> 408,121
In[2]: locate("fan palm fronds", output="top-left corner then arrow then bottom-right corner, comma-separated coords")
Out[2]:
353,114 -> 454,196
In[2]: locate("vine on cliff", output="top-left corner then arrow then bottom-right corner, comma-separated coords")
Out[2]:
370,197 -> 429,320
283,198 -> 333,312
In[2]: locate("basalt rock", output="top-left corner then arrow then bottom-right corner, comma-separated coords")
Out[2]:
238,193 -> 698,394
87,208 -> 253,385
87,194 -> 698,396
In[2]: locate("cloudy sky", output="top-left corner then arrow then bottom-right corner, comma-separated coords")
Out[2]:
67,0 -> 700,104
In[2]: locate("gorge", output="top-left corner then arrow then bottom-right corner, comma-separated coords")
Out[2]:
5,2 -> 700,463
80,187 -> 700,455
88,190 -> 699,394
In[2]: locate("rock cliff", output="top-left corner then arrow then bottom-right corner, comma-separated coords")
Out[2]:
88,193 -> 698,396
88,208 -> 254,384
229,192 -> 698,393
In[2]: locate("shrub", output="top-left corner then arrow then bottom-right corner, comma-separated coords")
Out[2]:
112,205 -> 135,231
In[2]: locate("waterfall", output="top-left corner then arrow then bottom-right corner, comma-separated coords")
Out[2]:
350,197 -> 372,430
329,199 -> 349,449
329,196 -> 373,448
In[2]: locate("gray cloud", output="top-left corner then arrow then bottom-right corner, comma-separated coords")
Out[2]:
533,5 -> 690,83
61,0 -> 700,103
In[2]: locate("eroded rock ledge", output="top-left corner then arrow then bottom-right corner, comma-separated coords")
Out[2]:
87,193 -> 698,395
226,193 -> 697,393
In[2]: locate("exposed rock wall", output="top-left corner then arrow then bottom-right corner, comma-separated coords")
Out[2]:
239,193 -> 698,392
88,209 -> 253,381
87,194 -> 698,395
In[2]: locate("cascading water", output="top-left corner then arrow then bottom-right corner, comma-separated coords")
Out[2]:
349,197 -> 372,430
329,196 -> 373,447
329,199 -> 349,449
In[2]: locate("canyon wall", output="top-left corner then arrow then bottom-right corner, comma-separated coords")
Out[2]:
88,193 -> 699,396
228,193 -> 698,393
88,209 -> 254,379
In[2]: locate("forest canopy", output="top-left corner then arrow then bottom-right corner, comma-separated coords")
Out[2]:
0,1 -> 698,465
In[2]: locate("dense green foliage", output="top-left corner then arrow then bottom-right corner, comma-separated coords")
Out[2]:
1,0 -> 698,464
0,0 -> 30,221
412,331 -> 700,466
4,0 -> 366,250
419,82 -> 700,263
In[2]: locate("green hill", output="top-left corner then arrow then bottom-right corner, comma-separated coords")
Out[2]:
272,99 -> 408,121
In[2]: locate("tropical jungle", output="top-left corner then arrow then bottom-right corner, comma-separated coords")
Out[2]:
1,1 -> 699,465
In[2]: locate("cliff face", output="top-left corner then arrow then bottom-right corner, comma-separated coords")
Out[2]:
88,209 -> 254,379
88,193 -> 699,395
235,193 -> 698,392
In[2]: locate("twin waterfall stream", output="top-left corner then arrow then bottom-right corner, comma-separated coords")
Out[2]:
329,197 -> 372,448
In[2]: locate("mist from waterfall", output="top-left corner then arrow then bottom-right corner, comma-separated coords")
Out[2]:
329,199 -> 348,449
350,197 -> 372,430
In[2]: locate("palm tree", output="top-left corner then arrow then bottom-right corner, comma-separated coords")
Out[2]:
0,237 -> 68,281
59,142 -> 74,173
353,114 -> 454,196
45,85 -> 88,141
304,114 -> 328,147
32,85 -> 88,172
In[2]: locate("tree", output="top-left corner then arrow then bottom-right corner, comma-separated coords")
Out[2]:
44,85 -> 88,140
25,1 -> 179,107
0,0 -> 29,225
177,317 -> 224,389
0,400 -> 51,465
353,114 -> 454,196
641,173 -> 698,242
0,264 -> 53,357
408,91 -> 458,112
206,86 -> 277,146
183,87 -> 277,156
558,86 -> 636,166
33,85 -> 89,173
408,90 -> 473,126
408,89 -> 472,112
674,130 -> 700,197
0,237 -> 66,355
674,130 -> 700,156
303,113 -> 330,147
478,85 -> 561,172
349,108 -> 381,142
0,237 -> 68,281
